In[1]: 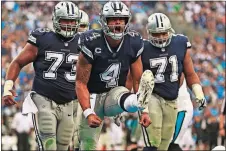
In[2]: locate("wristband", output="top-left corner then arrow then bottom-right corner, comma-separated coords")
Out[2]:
192,84 -> 204,100
83,108 -> 95,118
3,80 -> 14,97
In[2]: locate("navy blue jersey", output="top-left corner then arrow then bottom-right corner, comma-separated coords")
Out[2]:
79,29 -> 143,93
142,34 -> 191,100
27,28 -> 80,103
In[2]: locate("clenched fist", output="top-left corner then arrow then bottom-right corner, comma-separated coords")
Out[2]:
2,90 -> 17,106
139,112 -> 151,128
87,114 -> 102,128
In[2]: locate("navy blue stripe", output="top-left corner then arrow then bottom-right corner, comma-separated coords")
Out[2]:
138,111 -> 151,147
32,114 -> 44,151
66,2 -> 69,14
160,15 -> 163,27
144,126 -> 151,147
172,111 -> 186,143
155,15 -> 159,28
138,111 -> 148,147
71,4 -> 74,14
114,2 -> 117,11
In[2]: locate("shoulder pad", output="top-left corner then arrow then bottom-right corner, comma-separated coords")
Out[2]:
173,34 -> 191,48
127,30 -> 141,38
83,29 -> 102,42
27,28 -> 52,46
31,28 -> 52,36
129,31 -> 144,58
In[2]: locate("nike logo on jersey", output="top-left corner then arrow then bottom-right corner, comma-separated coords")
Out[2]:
61,49 -> 70,52
159,53 -> 168,57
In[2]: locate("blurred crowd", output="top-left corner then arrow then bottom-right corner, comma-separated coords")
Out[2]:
1,1 -> 225,151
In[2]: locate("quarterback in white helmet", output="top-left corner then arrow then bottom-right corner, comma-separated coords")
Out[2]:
75,1 -> 153,150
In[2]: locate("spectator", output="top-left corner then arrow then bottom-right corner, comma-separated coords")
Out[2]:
11,103 -> 34,151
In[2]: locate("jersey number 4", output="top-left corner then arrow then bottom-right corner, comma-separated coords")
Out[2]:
100,63 -> 121,88
150,55 -> 178,83
43,51 -> 78,82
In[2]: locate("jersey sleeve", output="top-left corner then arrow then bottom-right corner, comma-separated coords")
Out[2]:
130,32 -> 144,63
182,35 -> 191,49
78,32 -> 94,64
27,28 -> 51,47
27,30 -> 40,47
185,37 -> 191,49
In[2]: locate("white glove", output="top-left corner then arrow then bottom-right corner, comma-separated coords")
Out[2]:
192,84 -> 207,110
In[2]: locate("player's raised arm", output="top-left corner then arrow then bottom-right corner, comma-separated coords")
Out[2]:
183,49 -> 206,110
3,43 -> 38,106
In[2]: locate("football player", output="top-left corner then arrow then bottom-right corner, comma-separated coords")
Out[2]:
140,13 -> 206,151
168,73 -> 194,151
75,1 -> 154,150
2,2 -> 81,150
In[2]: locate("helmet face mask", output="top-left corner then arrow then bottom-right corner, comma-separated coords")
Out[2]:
146,13 -> 175,48
148,30 -> 172,48
52,2 -> 80,38
99,1 -> 131,40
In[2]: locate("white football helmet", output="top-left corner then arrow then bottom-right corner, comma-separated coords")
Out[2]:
78,10 -> 90,32
52,2 -> 80,38
99,1 -> 131,40
146,13 -> 175,48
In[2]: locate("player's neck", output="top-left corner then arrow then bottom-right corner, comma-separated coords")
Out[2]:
105,35 -> 122,48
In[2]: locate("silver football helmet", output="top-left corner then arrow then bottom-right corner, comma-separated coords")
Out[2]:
78,10 -> 90,32
52,2 -> 80,38
99,1 -> 132,40
146,13 -> 175,48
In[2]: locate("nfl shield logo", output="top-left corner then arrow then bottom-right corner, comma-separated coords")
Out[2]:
64,42 -> 68,47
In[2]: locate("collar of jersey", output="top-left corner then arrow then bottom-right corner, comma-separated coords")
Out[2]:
104,35 -> 124,54
57,33 -> 77,43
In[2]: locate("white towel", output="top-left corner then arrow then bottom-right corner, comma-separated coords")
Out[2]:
22,91 -> 38,115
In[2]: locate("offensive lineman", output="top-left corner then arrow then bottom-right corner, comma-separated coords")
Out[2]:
140,13 -> 206,151
2,2 -> 81,150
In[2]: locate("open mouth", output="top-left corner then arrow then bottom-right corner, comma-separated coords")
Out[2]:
114,26 -> 122,33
